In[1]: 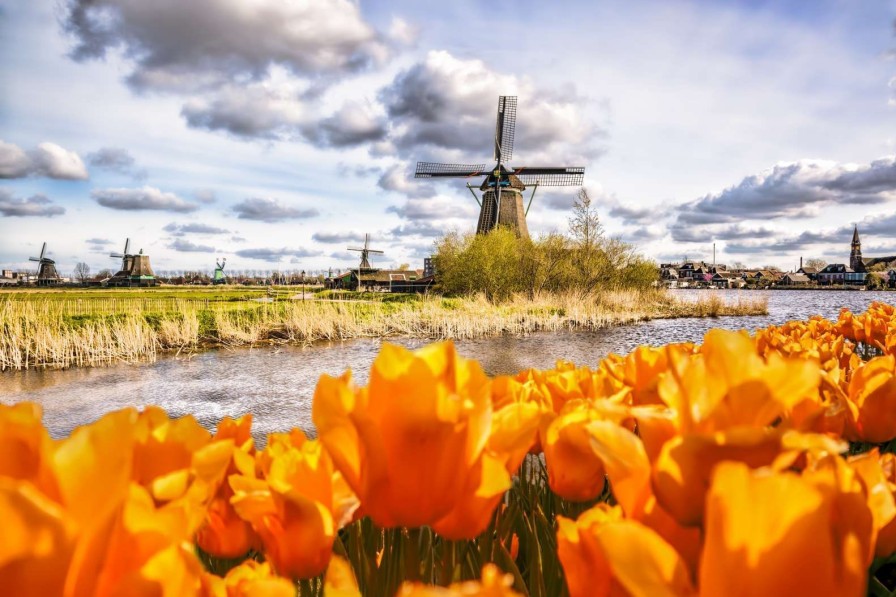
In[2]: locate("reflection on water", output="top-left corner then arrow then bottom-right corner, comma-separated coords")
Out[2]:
2,290 -> 890,441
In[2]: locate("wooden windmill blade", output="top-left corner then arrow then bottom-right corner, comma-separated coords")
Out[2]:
494,96 -> 517,162
29,242 -> 47,262
415,162 -> 488,178
510,167 -> 586,186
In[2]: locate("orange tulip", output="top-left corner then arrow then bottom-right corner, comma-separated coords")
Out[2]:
323,556 -> 361,597
313,341 -> 536,538
396,564 -> 524,596
557,504 -> 695,597
201,560 -> 295,597
845,355 -> 896,443
230,433 -> 357,580
700,459 -> 872,597
196,416 -> 260,558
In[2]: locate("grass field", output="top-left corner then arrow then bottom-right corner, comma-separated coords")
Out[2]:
0,285 -> 767,370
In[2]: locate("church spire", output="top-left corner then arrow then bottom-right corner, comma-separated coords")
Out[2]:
850,225 -> 864,272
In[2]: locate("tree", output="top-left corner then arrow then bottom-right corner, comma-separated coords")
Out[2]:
74,262 -> 91,284
805,258 -> 827,271
94,268 -> 113,281
568,188 -> 603,254
398,263 -> 410,271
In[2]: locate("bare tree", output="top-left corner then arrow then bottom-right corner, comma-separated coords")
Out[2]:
74,262 -> 91,285
805,258 -> 827,270
568,188 -> 604,253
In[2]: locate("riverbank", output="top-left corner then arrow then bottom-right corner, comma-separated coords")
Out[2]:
0,287 -> 767,370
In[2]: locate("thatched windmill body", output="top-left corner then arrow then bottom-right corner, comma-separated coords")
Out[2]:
108,238 -> 158,287
347,234 -> 383,291
415,96 -> 585,238
29,242 -> 61,286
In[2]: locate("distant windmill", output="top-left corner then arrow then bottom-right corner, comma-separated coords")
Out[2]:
415,96 -> 585,238
347,234 -> 384,270
213,258 -> 227,285
347,234 -> 384,292
107,237 -> 157,287
29,242 -> 60,286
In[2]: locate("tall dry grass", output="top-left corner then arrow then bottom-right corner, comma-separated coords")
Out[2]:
0,289 -> 767,370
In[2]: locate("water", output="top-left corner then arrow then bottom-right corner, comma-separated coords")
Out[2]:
1,290 -> 890,441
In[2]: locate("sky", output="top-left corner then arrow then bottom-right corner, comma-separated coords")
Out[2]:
1,0 -> 895,276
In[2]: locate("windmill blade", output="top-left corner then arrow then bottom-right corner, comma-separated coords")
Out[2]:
110,252 -> 124,259
367,250 -> 385,255
29,257 -> 41,262
347,247 -> 364,252
363,234 -> 370,251
124,238 -> 131,255
39,242 -> 47,260
415,162 -> 487,178
511,166 -> 585,186
494,96 -> 517,162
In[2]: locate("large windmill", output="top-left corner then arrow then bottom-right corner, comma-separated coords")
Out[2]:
415,96 -> 585,238
107,237 -> 157,287
29,242 -> 60,286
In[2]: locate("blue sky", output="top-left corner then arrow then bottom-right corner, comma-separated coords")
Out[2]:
1,0 -> 894,276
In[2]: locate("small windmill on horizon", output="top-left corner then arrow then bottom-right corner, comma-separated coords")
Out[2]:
347,234 -> 384,270
347,234 -> 384,292
29,242 -> 60,286
415,96 -> 585,238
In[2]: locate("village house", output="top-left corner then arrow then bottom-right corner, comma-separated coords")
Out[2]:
780,273 -> 811,286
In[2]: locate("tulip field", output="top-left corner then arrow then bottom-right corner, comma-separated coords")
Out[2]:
7,301 -> 896,596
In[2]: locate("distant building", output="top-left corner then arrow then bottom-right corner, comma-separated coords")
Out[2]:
781,273 -> 811,286
817,263 -> 866,286
424,257 -> 435,278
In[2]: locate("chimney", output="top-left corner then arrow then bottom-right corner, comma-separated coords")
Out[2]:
800,256 -> 803,270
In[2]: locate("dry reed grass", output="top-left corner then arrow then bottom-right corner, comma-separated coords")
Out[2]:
0,289 -> 767,370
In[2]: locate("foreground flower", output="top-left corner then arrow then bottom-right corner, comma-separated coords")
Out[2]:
556,504 -> 695,597
230,432 -> 357,580
312,341 -> 536,538
396,564 -> 524,596
201,560 -> 294,597
700,459 -> 872,596
844,355 -> 896,443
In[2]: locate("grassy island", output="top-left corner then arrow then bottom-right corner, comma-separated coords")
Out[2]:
0,286 -> 766,370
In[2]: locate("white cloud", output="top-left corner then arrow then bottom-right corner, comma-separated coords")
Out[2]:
0,140 -> 88,180
93,186 -> 198,212
0,189 -> 66,217
232,197 -> 319,222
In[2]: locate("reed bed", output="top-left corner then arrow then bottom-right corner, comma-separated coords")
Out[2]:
0,289 -> 767,370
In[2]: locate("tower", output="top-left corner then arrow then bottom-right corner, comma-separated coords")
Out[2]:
850,226 -> 865,272
415,96 -> 585,238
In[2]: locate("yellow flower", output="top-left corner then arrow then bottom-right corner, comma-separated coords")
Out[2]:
396,564 -> 524,596
845,355 -> 896,443
230,433 -> 357,580
313,341 -> 536,538
557,504 -> 695,597
700,459 -> 872,597
323,556 -> 361,597
202,560 -> 295,597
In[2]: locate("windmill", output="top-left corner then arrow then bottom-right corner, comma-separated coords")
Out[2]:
415,96 -> 585,238
347,234 -> 384,291
213,258 -> 227,285
107,237 -> 157,287
29,242 -> 60,286
347,234 -> 384,270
